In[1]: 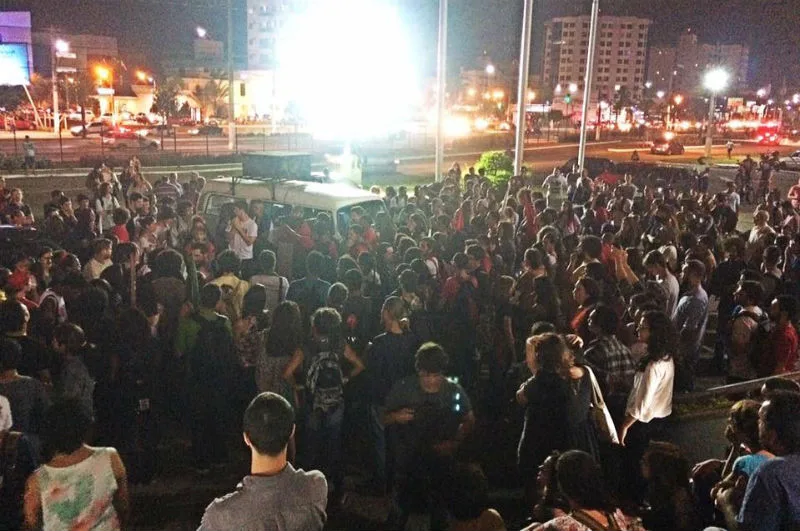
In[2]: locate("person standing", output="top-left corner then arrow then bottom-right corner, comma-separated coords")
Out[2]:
22,136 -> 35,175
228,200 -> 258,262
672,260 -> 709,392
766,295 -> 799,376
643,250 -> 681,317
727,140 -> 735,159
198,392 -> 327,531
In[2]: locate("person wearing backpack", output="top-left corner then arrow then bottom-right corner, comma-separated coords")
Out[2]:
0,394 -> 37,531
249,250 -> 288,313
209,250 -> 250,322
728,280 -> 768,383
176,284 -> 236,474
304,307 -> 364,503
287,251 -> 331,334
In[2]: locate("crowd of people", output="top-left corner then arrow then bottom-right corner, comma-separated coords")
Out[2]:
0,156 -> 799,531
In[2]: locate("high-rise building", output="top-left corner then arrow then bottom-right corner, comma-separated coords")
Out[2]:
646,30 -> 749,94
542,15 -> 651,102
246,0 -> 297,70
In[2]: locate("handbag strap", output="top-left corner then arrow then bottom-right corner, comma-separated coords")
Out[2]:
585,366 -> 606,408
570,509 -> 621,531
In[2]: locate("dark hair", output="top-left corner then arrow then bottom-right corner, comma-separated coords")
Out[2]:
642,441 -> 691,501
530,321 -> 557,336
580,235 -> 603,260
453,252 -> 470,271
266,301 -> 303,357
530,333 -> 567,374
242,284 -> 268,319
415,342 -> 449,374
683,259 -> 706,280
737,280 -> 763,306
590,304 -> 618,335
525,247 -> 545,270
643,249 -> 666,268
54,322 -> 86,355
774,295 -> 798,323
556,450 -> 614,512
242,392 -> 295,456
311,307 -> 342,341
112,242 -> 139,264
0,300 -> 27,333
576,277 -> 601,304
200,283 -> 222,309
342,268 -> 363,293
216,249 -> 241,275
639,310 -> 676,366
729,399 -> 762,450
0,337 -> 22,370
762,377 -> 800,397
257,250 -> 277,274
43,399 -> 92,455
382,296 -> 408,322
443,464 -> 491,521
306,251 -> 325,278
399,269 -> 418,293
762,391 -> 800,453
326,283 -> 349,309
152,248 -> 184,280
92,238 -> 112,256
112,207 -> 130,225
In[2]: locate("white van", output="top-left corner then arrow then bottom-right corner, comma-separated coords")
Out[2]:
199,177 -> 385,238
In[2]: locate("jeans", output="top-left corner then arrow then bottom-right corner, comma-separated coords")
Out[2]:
368,405 -> 387,491
304,404 -> 344,492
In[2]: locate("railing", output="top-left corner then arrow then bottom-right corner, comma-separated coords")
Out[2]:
674,371 -> 800,404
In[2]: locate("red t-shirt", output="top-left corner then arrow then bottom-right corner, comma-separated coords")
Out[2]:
111,224 -> 130,243
771,322 -> 799,375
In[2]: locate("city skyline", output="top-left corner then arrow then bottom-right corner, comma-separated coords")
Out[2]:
9,0 -> 800,88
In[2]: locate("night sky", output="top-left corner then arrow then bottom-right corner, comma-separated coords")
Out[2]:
11,0 -> 800,87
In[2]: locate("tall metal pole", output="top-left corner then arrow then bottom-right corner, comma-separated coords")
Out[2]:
51,42 -> 60,135
514,0 -> 535,176
227,0 -> 236,152
434,0 -> 448,182
577,0 -> 599,174
704,92 -> 715,159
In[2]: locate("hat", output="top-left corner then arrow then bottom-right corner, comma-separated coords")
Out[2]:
0,395 -> 12,431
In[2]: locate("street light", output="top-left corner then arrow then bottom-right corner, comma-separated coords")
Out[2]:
673,94 -> 684,105
196,26 -> 208,39
703,67 -> 729,159
52,39 -> 71,134
656,90 -> 665,99
757,88 -> 767,98
485,64 -> 495,75
55,39 -> 69,54
467,87 -> 476,98
568,83 -> 578,94
95,66 -> 111,83
528,91 -> 536,102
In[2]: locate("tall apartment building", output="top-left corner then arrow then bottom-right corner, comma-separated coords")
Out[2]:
542,15 -> 651,102
647,30 -> 749,94
247,0 -> 301,70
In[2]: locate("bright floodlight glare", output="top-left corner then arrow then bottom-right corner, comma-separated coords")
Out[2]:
656,90 -> 665,99
55,39 -> 69,53
196,26 -> 207,39
568,83 -> 578,93
486,64 -> 495,75
277,0 -> 418,140
704,68 -> 729,92
757,88 -> 767,98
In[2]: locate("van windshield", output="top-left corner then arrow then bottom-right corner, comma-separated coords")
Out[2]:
336,199 -> 386,237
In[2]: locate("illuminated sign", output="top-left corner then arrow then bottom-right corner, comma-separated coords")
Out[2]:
0,43 -> 30,85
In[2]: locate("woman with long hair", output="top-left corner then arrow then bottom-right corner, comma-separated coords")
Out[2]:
618,309 -> 676,501
570,277 -> 601,344
641,441 -> 702,531
256,301 -> 304,406
524,450 -> 644,531
233,284 -> 270,407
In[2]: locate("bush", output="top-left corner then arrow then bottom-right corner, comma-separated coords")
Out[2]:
475,150 -> 513,177
487,170 -> 512,189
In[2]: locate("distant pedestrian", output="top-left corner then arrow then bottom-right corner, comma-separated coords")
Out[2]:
22,136 -> 35,174
726,140 -> 734,159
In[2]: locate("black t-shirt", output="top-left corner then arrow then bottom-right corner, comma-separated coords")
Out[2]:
9,335 -> 52,379
366,331 -> 419,405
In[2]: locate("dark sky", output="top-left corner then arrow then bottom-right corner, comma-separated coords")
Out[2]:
10,0 -> 800,87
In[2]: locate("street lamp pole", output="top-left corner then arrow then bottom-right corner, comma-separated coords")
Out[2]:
434,0 -> 448,182
577,0 -> 599,174
703,68 -> 728,160
227,0 -> 236,152
51,44 -> 60,135
513,0 -> 534,176
705,93 -> 715,159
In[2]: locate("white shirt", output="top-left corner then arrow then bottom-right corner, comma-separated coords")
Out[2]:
660,271 -> 680,316
728,191 -> 741,212
626,358 -> 674,423
228,218 -> 258,260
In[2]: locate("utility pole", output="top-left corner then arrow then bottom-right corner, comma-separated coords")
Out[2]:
577,0 -> 599,173
227,0 -> 236,152
50,28 -> 60,135
513,0 -> 535,176
434,0 -> 448,182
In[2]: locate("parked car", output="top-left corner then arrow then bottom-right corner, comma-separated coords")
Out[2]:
650,138 -> 685,155
188,122 -> 223,136
779,150 -> 800,171
102,135 -> 161,150
70,122 -> 110,137
0,116 -> 36,130
755,130 -> 782,146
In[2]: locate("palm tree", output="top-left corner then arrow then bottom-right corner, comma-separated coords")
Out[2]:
612,86 -> 634,124
192,79 -> 229,120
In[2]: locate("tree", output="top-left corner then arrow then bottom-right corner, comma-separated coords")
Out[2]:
153,77 -> 182,120
192,79 -> 229,120
612,86 -> 634,122
69,71 -> 98,137
27,73 -> 52,109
